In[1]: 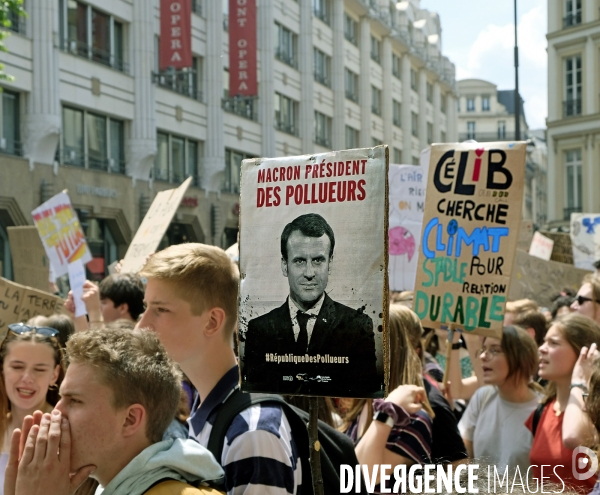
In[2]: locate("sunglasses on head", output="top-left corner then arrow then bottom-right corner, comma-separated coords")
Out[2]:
577,295 -> 600,306
7,323 -> 59,338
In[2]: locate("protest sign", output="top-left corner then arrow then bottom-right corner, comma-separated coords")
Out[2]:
529,231 -> 554,261
31,192 -> 92,277
7,226 -> 51,291
413,142 -> 526,338
517,220 -> 534,252
539,231 -> 573,265
68,260 -> 87,317
238,146 -> 389,398
0,278 -> 64,337
389,165 -> 426,291
510,250 -> 590,308
120,177 -> 193,274
570,213 -> 600,270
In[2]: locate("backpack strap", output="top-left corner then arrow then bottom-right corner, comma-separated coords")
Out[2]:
531,402 -> 547,437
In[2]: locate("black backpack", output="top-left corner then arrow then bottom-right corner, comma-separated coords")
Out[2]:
207,389 -> 368,495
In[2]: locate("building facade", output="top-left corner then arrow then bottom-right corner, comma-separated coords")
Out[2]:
457,78 -> 548,228
0,0 -> 457,279
546,0 -> 600,228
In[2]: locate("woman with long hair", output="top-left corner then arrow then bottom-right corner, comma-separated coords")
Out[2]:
526,313 -> 600,493
340,306 -> 434,491
458,326 -> 541,473
0,323 -> 65,493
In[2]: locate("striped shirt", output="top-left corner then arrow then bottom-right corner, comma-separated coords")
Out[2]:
188,366 -> 302,495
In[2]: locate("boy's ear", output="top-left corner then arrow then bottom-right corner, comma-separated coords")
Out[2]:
117,302 -> 130,317
204,307 -> 227,337
121,404 -> 146,438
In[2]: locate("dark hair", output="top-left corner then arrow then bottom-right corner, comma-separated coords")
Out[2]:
550,295 -> 575,320
492,325 -> 539,387
99,273 -> 145,320
28,314 -> 75,349
512,310 -> 548,346
280,214 -> 335,261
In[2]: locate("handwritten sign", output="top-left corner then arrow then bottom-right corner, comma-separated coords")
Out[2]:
68,260 -> 87,317
529,231 -> 554,261
510,250 -> 591,308
0,278 -> 64,338
540,231 -> 574,265
120,177 -> 192,274
389,165 -> 426,291
7,226 -> 51,291
31,192 -> 92,277
570,213 -> 600,270
413,142 -> 526,338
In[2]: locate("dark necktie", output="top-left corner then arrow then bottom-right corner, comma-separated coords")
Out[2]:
296,311 -> 310,353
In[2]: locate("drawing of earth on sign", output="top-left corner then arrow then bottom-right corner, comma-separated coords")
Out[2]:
390,226 -> 416,261
389,226 -> 418,292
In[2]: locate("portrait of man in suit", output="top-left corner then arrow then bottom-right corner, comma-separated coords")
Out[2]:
242,213 -> 381,397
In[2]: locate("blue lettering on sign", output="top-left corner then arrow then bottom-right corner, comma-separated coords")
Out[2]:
422,217 -> 509,259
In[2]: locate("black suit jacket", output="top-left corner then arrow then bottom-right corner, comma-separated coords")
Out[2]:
241,293 -> 382,398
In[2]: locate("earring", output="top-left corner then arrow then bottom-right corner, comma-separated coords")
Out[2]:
48,383 -> 58,391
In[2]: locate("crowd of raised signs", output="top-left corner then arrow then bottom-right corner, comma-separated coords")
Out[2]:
1,245 -> 600,495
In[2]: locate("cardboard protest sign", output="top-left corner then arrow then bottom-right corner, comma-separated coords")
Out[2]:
7,226 -> 51,291
570,213 -> 600,270
238,146 -> 389,398
517,220 -> 534,252
540,231 -> 574,265
389,165 -> 426,291
413,142 -> 526,338
510,250 -> 590,308
120,177 -> 193,274
0,278 -> 64,338
31,192 -> 92,277
68,260 -> 87,317
529,231 -> 554,261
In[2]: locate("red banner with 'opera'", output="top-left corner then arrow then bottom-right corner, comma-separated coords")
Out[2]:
160,0 -> 192,70
229,0 -> 257,97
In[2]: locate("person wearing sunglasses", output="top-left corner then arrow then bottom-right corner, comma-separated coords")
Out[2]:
457,326 -> 542,474
571,274 -> 600,325
0,323 -> 64,494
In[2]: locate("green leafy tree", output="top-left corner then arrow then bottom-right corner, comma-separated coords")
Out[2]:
0,0 -> 26,81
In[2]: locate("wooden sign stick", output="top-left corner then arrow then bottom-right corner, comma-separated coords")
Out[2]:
442,325 -> 455,388
308,397 -> 324,495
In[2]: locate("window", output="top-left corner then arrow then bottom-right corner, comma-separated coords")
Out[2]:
275,93 -> 298,135
154,132 -> 201,186
222,69 -> 257,120
441,131 -> 446,143
410,69 -> 417,91
223,0 -> 229,30
564,0 -> 582,27
6,6 -> 25,34
565,149 -> 582,211
411,112 -> 418,137
60,0 -> 127,72
275,23 -> 297,68
0,90 -> 21,156
345,126 -> 358,149
393,100 -> 401,127
497,120 -> 506,139
392,54 -> 401,79
427,122 -> 433,144
371,86 -> 381,115
441,94 -> 447,114
466,97 -> 475,112
344,68 -> 358,102
426,82 -> 433,103
192,0 -> 203,16
223,149 -> 250,193
457,98 -> 460,112
564,56 -> 582,117
370,36 -> 380,63
482,95 -> 491,111
393,148 -> 402,164
344,14 -> 357,44
467,121 -> 476,139
60,106 -> 125,173
314,48 -> 330,87
154,56 -> 203,101
314,111 -> 332,148
313,0 -> 330,24
372,138 -> 382,147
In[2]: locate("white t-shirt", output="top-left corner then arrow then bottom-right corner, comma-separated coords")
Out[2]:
458,385 -> 540,473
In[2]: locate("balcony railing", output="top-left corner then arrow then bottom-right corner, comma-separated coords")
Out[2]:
222,95 -> 258,121
563,11 -> 582,28
58,147 -> 126,174
153,168 -> 201,188
564,206 -> 582,221
275,48 -> 297,68
275,120 -> 298,136
563,98 -> 582,118
314,72 -> 330,87
61,39 -> 128,73
4,9 -> 25,34
152,71 -> 202,101
0,138 -> 22,156
315,135 -> 331,148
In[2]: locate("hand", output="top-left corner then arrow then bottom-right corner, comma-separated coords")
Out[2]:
6,411 -> 44,495
441,380 -> 455,411
386,384 -> 425,414
81,281 -> 102,323
15,411 -> 95,495
572,343 -> 599,385
64,292 -> 75,316
113,260 -> 123,274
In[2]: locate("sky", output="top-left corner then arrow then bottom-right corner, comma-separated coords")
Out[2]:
421,0 -> 548,129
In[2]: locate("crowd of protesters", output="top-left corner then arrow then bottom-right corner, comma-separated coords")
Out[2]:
1,240 -> 600,495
